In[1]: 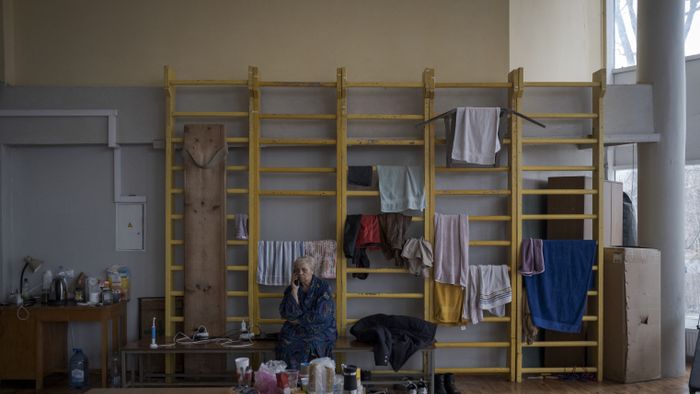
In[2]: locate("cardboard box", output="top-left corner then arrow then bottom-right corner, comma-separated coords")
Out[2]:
604,247 -> 661,383
547,177 -> 623,247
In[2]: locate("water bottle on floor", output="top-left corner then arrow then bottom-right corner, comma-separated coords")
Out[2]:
69,348 -> 89,389
110,352 -> 121,387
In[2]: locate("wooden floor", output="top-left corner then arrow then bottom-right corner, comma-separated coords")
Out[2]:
453,372 -> 691,393
0,370 -> 692,393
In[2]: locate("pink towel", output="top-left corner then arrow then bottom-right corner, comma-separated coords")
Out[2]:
303,240 -> 337,279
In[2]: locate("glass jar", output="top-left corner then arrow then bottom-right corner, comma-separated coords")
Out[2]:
101,280 -> 113,305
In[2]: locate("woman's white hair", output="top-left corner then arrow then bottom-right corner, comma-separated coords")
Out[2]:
293,255 -> 317,272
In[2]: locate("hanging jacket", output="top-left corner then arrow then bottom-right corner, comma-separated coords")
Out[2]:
349,314 -> 437,371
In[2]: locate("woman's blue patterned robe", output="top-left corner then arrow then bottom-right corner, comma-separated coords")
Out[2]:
276,275 -> 337,368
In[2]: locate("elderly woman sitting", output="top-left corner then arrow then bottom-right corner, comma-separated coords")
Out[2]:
276,256 -> 337,368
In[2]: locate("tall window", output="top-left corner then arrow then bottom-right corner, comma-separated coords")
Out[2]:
615,165 -> 700,329
614,0 -> 700,69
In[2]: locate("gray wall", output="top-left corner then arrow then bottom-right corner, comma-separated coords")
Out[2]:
611,56 -> 700,165
0,83 -> 601,370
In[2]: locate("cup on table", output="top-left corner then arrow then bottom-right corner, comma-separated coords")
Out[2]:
286,368 -> 299,388
276,371 -> 289,389
235,357 -> 250,385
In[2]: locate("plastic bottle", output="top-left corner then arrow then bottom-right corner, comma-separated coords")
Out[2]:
69,348 -> 89,388
110,352 -> 121,387
42,270 -> 53,304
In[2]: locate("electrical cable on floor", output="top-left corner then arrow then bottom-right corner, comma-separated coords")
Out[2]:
158,325 -> 254,348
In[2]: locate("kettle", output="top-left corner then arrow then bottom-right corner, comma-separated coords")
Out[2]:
48,276 -> 68,305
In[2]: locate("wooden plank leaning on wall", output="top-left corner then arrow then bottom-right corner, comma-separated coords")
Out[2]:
183,124 -> 227,374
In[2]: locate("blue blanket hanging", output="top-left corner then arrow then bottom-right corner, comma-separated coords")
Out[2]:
524,240 -> 596,333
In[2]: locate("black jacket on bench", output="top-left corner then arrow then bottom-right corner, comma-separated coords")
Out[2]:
349,314 -> 437,371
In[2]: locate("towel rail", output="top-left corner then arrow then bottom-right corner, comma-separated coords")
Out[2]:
260,113 -> 336,120
435,189 -> 511,196
346,292 -> 424,299
435,342 -> 510,348
523,112 -> 598,119
347,138 -> 424,146
436,367 -> 510,374
260,167 -> 336,173
173,111 -> 248,118
260,138 -> 336,145
348,114 -> 424,120
522,137 -> 597,145
171,79 -> 247,86
259,190 -> 336,197
523,341 -> 597,347
260,81 -> 336,88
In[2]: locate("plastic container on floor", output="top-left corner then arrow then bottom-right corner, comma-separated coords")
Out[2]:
69,348 -> 89,389
110,352 -> 121,387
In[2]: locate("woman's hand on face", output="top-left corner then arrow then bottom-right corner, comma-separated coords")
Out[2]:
291,274 -> 300,302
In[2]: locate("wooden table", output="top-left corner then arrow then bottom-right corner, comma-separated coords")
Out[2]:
34,302 -> 127,390
0,302 -> 127,390
121,336 -> 434,393
121,339 -> 276,387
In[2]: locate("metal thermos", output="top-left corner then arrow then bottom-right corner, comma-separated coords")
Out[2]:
342,364 -> 358,394
48,276 -> 68,305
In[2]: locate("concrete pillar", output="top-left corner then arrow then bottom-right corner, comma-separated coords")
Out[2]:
636,0 -> 687,378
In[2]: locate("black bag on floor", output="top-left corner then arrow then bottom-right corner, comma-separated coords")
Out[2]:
690,323 -> 700,393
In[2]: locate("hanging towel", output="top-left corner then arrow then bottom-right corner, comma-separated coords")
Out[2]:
401,237 -> 434,277
433,213 -> 469,287
233,213 -> 248,240
303,240 -> 337,279
257,241 -> 305,286
464,265 -> 512,324
448,107 -> 501,166
379,213 -> 413,266
524,240 -> 596,333
376,165 -> 425,213
434,282 -> 464,324
356,215 -> 383,250
519,238 -> 545,276
348,166 -> 373,187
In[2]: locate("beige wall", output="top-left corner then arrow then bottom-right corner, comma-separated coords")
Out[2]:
1,0 -> 15,85
10,0 -> 509,86
509,0 -> 602,81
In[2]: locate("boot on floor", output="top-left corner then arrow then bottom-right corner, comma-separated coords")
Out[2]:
443,373 -> 461,394
433,374 -> 447,394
